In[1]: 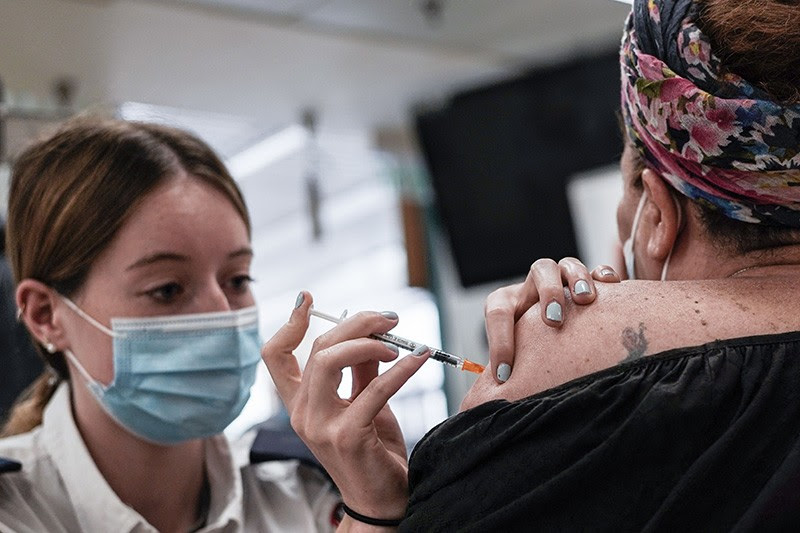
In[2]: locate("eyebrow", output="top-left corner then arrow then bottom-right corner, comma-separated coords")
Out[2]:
126,247 -> 253,271
228,247 -> 254,260
126,252 -> 189,271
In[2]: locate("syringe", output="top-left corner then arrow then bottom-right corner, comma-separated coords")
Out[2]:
309,308 -> 485,374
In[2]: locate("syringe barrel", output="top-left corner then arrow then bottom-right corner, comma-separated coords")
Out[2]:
373,332 -> 417,352
429,349 -> 462,368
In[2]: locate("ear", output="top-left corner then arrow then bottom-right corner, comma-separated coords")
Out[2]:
640,169 -> 681,262
16,279 -> 68,351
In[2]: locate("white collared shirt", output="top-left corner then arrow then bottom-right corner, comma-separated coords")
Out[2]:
0,385 -> 340,532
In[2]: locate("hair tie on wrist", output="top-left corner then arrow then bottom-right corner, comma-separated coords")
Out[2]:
340,502 -> 403,528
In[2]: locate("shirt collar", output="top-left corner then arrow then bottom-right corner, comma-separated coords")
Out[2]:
42,384 -> 143,532
204,432 -> 244,529
41,383 -> 244,532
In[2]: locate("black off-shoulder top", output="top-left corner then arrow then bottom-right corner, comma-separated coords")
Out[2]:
402,331 -> 800,532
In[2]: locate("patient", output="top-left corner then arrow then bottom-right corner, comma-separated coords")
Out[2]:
401,0 -> 800,529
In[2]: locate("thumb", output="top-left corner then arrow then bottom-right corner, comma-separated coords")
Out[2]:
261,291 -> 313,410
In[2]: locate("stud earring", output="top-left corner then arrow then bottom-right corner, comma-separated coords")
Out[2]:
44,342 -> 57,354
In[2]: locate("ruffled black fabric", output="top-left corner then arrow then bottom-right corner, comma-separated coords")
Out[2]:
402,332 -> 800,532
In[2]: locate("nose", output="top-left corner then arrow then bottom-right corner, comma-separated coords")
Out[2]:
194,279 -> 232,313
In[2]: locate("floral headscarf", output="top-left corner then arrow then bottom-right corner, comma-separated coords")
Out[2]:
621,0 -> 800,227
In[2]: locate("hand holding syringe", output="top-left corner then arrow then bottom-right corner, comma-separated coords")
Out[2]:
309,308 -> 485,374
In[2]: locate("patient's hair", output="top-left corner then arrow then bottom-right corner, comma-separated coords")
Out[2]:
698,0 -> 800,105
696,0 -> 800,251
630,0 -> 800,253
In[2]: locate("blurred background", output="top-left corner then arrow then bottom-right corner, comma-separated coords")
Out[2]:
0,0 -> 631,448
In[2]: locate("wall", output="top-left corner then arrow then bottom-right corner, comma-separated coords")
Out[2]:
0,0 -> 512,132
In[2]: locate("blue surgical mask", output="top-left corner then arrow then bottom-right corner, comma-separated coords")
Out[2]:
621,190 -> 682,281
60,298 -> 261,445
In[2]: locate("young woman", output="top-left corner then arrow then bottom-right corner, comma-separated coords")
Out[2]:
0,117 -> 594,532
0,119 -> 343,532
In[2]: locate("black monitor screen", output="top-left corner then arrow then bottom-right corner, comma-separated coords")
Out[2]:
416,49 -> 623,287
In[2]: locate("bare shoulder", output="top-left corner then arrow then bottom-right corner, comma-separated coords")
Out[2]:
462,277 -> 800,410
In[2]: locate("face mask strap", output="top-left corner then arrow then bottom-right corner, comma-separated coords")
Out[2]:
660,193 -> 684,281
60,296 -> 119,338
62,348 -> 101,389
624,190 -> 649,280
630,190 -> 648,243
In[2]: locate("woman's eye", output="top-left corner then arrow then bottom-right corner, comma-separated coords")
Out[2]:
229,275 -> 254,293
148,282 -> 183,302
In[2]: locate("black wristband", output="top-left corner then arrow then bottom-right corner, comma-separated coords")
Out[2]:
340,502 -> 403,528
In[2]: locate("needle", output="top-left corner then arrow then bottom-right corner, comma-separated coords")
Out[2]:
308,308 -> 485,374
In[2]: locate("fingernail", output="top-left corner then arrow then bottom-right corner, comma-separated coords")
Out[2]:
600,268 -> 616,277
381,311 -> 399,321
574,280 -> 591,295
411,344 -> 429,357
294,292 -> 305,309
546,301 -> 563,322
497,363 -> 511,383
383,342 -> 399,354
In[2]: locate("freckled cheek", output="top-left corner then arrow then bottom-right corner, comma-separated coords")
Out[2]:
235,290 -> 256,309
72,343 -> 115,385
66,323 -> 116,385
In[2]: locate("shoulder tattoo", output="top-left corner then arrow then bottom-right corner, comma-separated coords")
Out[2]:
621,322 -> 648,362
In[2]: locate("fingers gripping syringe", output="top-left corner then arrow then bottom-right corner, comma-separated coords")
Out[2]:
309,308 -> 485,374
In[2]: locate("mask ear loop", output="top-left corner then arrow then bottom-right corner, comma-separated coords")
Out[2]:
62,348 -> 100,388
660,193 -> 684,281
58,297 -> 120,390
623,190 -> 649,280
60,297 -> 120,338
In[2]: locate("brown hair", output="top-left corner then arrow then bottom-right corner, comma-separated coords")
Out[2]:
697,0 -> 800,105
695,0 -> 800,250
2,116 -> 250,436
627,0 -> 800,253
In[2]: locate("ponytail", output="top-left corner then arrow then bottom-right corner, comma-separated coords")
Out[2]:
1,370 -> 63,437
1,341 -> 69,437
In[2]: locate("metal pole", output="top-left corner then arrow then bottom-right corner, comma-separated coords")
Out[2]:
0,75 -> 6,164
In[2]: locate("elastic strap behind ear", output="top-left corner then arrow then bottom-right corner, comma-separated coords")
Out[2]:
660,192 -> 684,281
60,296 -> 118,337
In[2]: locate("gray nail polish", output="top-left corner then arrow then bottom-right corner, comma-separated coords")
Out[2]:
381,311 -> 399,321
294,292 -> 305,309
383,342 -> 399,354
546,301 -> 563,322
574,280 -> 591,295
600,268 -> 615,277
411,344 -> 429,357
497,362 -> 512,383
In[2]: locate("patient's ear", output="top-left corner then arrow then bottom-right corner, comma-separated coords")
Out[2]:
16,279 -> 67,351
641,169 -> 681,262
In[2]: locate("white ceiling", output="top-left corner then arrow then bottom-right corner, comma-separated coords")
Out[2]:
105,0 -> 631,155
143,0 -> 631,65
2,0 -> 631,141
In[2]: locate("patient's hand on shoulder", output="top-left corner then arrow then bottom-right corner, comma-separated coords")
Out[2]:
465,277 -> 773,411
467,278 -> 632,412
483,258 -> 620,385
461,281 -> 692,410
